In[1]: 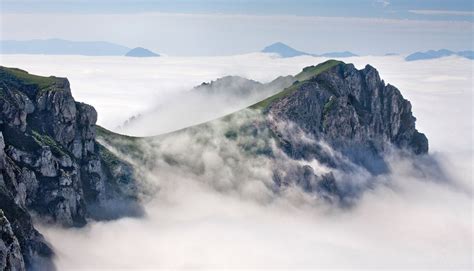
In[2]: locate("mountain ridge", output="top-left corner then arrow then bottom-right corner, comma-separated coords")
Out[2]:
100,60 -> 428,201
0,66 -> 142,270
405,49 -> 474,61
0,39 -> 131,56
125,47 -> 160,57
1,62 -> 429,270
261,42 -> 358,58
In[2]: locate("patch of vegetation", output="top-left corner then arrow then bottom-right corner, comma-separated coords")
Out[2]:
97,142 -> 122,169
249,81 -> 302,111
31,130 -> 67,156
295,60 -> 343,82
1,67 -> 58,90
2,125 -> 41,152
323,97 -> 336,116
96,125 -> 141,141
249,60 -> 343,111
224,130 -> 238,140
96,125 -> 144,160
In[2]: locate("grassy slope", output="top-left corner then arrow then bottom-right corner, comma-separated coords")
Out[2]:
96,126 -> 146,160
249,60 -> 342,110
0,66 -> 58,89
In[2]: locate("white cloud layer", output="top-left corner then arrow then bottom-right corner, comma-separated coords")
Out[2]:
1,54 -> 472,269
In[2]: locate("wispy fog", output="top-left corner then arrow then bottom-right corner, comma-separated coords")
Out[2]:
1,54 -> 472,269
0,53 -> 316,131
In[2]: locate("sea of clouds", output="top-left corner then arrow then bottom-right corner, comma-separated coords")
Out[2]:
1,54 -> 472,269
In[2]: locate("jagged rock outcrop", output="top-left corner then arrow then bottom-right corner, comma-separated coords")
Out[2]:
0,67 -> 141,270
262,61 -> 428,198
267,62 -> 427,169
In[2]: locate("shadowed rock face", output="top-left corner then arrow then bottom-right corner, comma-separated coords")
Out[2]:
267,62 -> 428,174
0,67 -> 142,270
0,209 -> 26,271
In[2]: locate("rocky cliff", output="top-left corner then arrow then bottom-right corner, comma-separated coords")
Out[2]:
0,67 -> 141,270
266,61 -> 428,172
0,209 -> 25,271
257,61 -> 428,198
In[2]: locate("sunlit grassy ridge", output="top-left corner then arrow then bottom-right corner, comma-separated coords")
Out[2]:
0,66 -> 59,89
294,60 -> 342,81
96,125 -> 146,160
249,60 -> 342,110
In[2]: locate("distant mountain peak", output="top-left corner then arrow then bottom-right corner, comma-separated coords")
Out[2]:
125,47 -> 160,57
261,42 -> 312,58
320,51 -> 358,58
405,49 -> 473,61
261,42 -> 359,58
0,39 -> 130,56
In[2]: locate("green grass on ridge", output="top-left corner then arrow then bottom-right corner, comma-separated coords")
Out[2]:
249,60 -> 342,111
1,66 -> 58,89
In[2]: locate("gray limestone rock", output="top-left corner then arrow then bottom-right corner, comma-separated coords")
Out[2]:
0,66 -> 141,269
267,62 -> 428,175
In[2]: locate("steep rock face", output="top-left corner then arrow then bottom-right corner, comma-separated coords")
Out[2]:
267,63 -> 428,172
238,61 -> 428,200
0,209 -> 26,271
0,67 -> 141,269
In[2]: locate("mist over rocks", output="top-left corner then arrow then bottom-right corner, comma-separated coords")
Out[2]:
0,57 -> 469,269
267,62 -> 428,170
117,74 -> 296,135
103,60 -> 429,204
0,67 -> 142,270
193,75 -> 296,99
3,55 -> 467,270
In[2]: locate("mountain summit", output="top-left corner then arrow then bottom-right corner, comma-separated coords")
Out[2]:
125,47 -> 160,57
261,42 -> 358,58
261,42 -> 312,58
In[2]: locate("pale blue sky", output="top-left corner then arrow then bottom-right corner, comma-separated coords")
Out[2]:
1,0 -> 473,55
